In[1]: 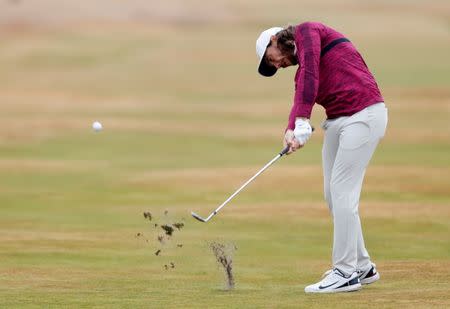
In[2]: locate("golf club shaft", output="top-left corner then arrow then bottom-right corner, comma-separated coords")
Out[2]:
193,127 -> 315,222
204,145 -> 290,221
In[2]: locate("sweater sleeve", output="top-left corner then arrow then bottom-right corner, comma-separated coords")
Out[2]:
287,23 -> 321,130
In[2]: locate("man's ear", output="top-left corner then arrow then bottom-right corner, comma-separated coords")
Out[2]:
270,35 -> 277,44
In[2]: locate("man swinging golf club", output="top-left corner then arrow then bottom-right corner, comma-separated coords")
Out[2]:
256,22 -> 388,293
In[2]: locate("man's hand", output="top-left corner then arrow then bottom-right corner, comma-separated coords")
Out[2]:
283,118 -> 312,155
284,129 -> 303,155
294,118 -> 313,145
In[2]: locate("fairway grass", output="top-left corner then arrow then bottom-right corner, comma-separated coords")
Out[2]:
1,0 -> 449,308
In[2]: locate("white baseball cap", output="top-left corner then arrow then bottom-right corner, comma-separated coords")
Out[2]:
256,27 -> 283,77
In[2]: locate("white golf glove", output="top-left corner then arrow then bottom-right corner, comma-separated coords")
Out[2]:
293,118 -> 313,145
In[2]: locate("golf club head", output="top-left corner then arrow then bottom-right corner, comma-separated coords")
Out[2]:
191,211 -> 207,223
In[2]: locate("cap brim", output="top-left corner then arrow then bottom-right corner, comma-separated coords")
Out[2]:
258,58 -> 277,77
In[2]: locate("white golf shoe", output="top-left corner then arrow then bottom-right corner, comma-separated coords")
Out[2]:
322,263 -> 380,286
305,268 -> 361,293
358,263 -> 380,285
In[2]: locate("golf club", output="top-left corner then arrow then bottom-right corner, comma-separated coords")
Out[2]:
192,126 -> 315,223
191,130 -> 316,223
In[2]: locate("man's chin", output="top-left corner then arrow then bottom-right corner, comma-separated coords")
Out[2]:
282,62 -> 295,68
289,55 -> 299,66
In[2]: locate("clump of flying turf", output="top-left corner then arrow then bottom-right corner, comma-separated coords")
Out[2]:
143,212 -> 152,221
163,262 -> 175,271
173,222 -> 184,230
135,232 -> 149,243
161,224 -> 174,236
139,211 -> 186,270
209,242 -> 236,290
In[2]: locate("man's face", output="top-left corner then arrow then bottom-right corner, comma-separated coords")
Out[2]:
264,35 -> 297,69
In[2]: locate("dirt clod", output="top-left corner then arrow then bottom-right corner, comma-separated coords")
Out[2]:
138,210 -> 187,271
173,222 -> 184,230
135,232 -> 149,243
161,224 -> 174,236
143,212 -> 152,221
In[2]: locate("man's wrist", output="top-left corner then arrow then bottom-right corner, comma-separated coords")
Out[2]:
295,117 -> 309,122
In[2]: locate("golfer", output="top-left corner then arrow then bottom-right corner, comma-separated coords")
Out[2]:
256,22 -> 387,293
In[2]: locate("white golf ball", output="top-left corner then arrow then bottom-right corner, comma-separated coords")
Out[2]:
92,121 -> 103,132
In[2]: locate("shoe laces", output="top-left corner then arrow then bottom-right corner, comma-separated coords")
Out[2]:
320,269 -> 345,285
322,269 -> 332,279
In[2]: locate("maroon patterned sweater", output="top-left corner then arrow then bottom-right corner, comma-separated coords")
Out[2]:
287,22 -> 384,130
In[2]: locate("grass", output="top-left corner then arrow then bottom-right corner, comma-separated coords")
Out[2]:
0,0 -> 449,308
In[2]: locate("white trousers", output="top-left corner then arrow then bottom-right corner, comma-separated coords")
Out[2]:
322,102 -> 388,275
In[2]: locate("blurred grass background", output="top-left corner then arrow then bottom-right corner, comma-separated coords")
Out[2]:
0,0 -> 449,308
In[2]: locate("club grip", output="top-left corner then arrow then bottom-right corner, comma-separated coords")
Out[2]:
279,126 -> 315,156
280,145 -> 290,156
